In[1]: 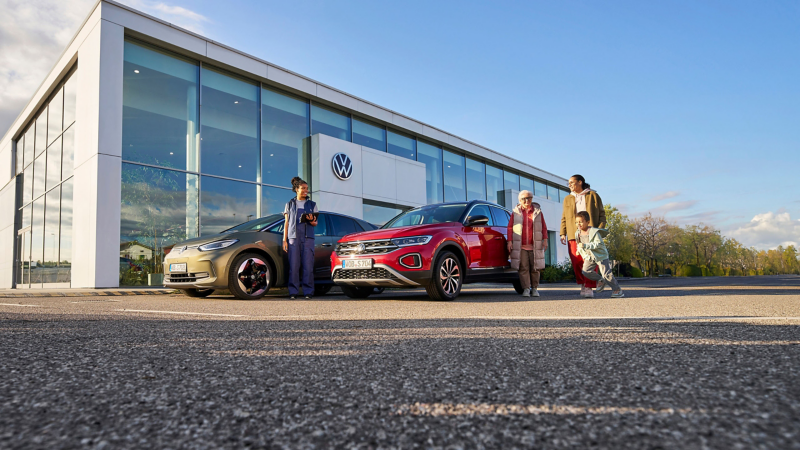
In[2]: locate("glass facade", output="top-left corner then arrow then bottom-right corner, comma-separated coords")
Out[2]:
200,176 -> 258,236
387,128 -> 416,160
363,201 -> 405,227
486,165 -> 503,206
14,68 -> 76,288
465,158 -> 486,201
503,170 -> 519,192
261,86 -> 309,188
312,103 -> 350,141
443,150 -> 466,202
520,176 -> 534,194
353,117 -> 386,152
417,140 -> 443,204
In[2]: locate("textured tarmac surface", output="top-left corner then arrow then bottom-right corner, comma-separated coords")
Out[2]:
1,276 -> 799,449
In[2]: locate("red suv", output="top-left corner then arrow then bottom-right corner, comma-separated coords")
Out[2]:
330,200 -> 523,300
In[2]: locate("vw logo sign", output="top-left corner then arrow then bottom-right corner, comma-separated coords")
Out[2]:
332,152 -> 353,180
356,243 -> 366,254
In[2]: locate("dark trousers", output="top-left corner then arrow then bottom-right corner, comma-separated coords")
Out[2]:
288,236 -> 315,296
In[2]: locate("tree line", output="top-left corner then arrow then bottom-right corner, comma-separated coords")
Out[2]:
603,205 -> 799,277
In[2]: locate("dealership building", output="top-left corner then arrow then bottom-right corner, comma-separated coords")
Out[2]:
0,0 -> 571,289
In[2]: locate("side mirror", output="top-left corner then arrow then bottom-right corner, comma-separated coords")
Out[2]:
465,215 -> 490,227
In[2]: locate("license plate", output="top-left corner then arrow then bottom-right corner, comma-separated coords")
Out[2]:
169,263 -> 187,273
342,259 -> 373,269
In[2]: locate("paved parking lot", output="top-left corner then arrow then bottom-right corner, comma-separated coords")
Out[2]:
1,276 -> 799,449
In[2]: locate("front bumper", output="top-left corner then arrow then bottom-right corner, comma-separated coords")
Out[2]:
331,247 -> 434,288
163,248 -> 225,289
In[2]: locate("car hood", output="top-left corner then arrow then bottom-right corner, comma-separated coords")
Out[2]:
339,222 -> 457,242
167,231 -> 272,250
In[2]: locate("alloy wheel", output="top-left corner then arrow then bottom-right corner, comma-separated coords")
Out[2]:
236,257 -> 270,296
439,256 -> 461,295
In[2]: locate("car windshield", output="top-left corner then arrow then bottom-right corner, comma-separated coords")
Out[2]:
221,214 -> 283,233
382,203 -> 468,229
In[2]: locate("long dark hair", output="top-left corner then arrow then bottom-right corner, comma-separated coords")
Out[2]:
571,174 -> 590,190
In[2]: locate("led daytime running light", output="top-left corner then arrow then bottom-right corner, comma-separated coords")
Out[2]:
391,236 -> 432,247
198,239 -> 239,251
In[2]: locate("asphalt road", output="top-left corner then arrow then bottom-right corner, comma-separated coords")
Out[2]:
1,276 -> 799,449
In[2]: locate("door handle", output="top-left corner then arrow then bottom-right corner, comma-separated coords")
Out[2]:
321,243 -> 332,247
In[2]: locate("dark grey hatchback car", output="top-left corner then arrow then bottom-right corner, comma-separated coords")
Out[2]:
163,212 -> 377,299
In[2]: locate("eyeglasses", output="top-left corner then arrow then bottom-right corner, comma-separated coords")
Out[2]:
521,197 -> 533,201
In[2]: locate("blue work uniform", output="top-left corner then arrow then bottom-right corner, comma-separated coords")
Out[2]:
284,198 -> 318,296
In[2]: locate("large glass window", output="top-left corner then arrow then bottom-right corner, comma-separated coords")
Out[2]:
262,86 -> 310,188
122,40 -> 199,171
62,126 -> 74,180
504,170 -> 519,192
534,179 -> 547,199
63,74 -> 77,128
35,112 -> 47,158
520,176 -> 534,195
262,185 -> 294,217
46,137 -> 61,190
560,189 -> 570,202
47,89 -> 63,146
311,103 -> 350,141
466,158 -> 486,201
200,66 -> 259,181
121,164 -> 199,285
43,187 -> 60,283
548,185 -> 560,202
443,150 -> 466,202
486,165 -> 503,206
59,179 -> 73,283
15,135 -> 24,175
353,117 -> 386,152
33,153 -> 46,199
363,201 -> 405,227
417,140 -> 443,204
22,165 -> 33,204
200,176 -> 257,236
387,128 -> 416,160
30,198 -> 44,284
23,126 -> 34,170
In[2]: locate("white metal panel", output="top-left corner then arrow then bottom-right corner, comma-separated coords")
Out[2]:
394,157 -> 427,207
101,2 -> 208,56
361,147 -> 397,203
314,192 -> 363,220
0,140 -> 12,191
316,85 -> 359,111
267,66 -> 316,96
207,43 -> 268,78
421,125 -> 449,144
356,101 -> 393,123
391,114 -> 423,134
311,134 -> 363,199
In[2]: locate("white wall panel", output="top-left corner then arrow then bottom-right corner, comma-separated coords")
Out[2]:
356,101 -> 393,123
0,140 -> 11,190
361,148 -> 397,203
207,43 -> 267,78
102,2 -> 207,56
267,66 -> 316,96
391,114 -> 423,134
311,134 -> 363,199
316,85 -> 359,111
394,158 -> 427,207
314,192 -> 362,219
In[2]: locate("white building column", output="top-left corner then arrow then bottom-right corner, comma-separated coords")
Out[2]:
71,19 -> 124,288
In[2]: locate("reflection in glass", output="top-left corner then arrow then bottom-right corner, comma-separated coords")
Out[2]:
46,136 -> 61,190
466,158 -> 486,201
262,185 -> 294,217
62,126 -> 74,180
353,117 -> 386,152
548,185 -> 559,202
520,176 -> 534,194
387,128 -> 416,160
200,176 -> 257,236
30,198 -> 44,283
121,164 -> 198,285
48,88 -> 63,146
43,187 -> 60,283
58,179 -> 73,283
63,74 -> 77,127
504,170 -> 519,192
22,163 -> 33,205
18,205 -> 32,285
417,140 -> 443,204
534,180 -> 547,199
35,112 -> 47,157
363,202 -> 405,227
561,189 -> 570,202
33,152 -> 46,200
486,165 -> 503,206
311,103 -> 350,141
23,126 -> 34,169
122,40 -> 199,171
15,136 -> 23,175
200,66 -> 259,181
443,150 -> 466,202
262,86 -> 310,188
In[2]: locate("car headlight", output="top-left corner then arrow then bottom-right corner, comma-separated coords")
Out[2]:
198,239 -> 239,251
392,236 -> 432,247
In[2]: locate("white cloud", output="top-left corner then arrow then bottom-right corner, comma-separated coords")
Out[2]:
650,191 -> 680,202
0,0 -> 210,138
727,211 -> 800,250
649,200 -> 698,215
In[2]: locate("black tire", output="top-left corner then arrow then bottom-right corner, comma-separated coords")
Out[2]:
512,280 -> 524,294
182,288 -> 214,298
228,252 -> 272,300
372,287 -> 385,295
425,251 -> 463,301
315,284 -> 332,296
341,285 -> 373,299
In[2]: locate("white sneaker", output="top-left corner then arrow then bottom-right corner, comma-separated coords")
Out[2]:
522,288 -> 531,297
611,290 -> 625,298
583,288 -> 594,298
595,280 -> 606,293
531,288 -> 540,297
580,286 -> 587,296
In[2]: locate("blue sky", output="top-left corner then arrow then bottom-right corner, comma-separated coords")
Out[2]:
2,0 -> 798,249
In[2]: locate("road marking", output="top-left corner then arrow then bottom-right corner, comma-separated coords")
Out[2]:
0,303 -> 41,307
116,309 -> 247,317
470,315 -> 800,321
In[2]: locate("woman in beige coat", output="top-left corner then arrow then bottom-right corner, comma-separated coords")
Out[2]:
559,174 -> 606,298
507,190 -> 548,297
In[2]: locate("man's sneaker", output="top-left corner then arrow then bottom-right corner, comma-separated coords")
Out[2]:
304,295 -> 312,299
611,291 -> 625,298
522,288 -> 531,297
289,295 -> 297,300
531,288 -> 540,297
595,280 -> 606,293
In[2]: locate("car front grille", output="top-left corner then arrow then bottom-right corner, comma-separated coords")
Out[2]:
333,268 -> 397,281
166,272 -> 209,283
336,240 -> 398,256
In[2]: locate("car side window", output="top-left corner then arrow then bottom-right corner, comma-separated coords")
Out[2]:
266,220 -> 285,234
466,205 -> 494,226
328,214 -> 358,237
490,207 -> 510,227
314,214 -> 329,236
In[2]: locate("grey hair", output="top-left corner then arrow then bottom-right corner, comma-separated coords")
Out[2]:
518,190 -> 533,201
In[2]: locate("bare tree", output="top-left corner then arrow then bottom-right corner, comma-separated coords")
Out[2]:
632,213 -> 670,276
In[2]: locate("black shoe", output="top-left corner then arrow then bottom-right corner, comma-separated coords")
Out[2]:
304,295 -> 312,299
289,295 -> 297,300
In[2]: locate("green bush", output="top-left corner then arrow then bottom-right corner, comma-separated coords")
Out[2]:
681,265 -> 703,277
630,266 -> 644,278
541,266 -> 561,283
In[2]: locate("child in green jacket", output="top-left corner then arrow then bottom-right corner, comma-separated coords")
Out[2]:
575,211 -> 624,298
